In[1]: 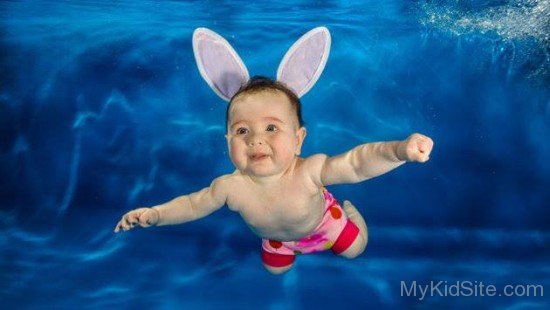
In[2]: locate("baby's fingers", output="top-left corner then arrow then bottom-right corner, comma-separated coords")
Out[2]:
114,208 -> 156,233
114,212 -> 139,233
127,212 -> 142,226
137,208 -> 160,227
120,217 -> 135,232
415,152 -> 430,163
417,137 -> 434,156
407,134 -> 433,163
406,149 -> 428,163
114,219 -> 129,233
412,145 -> 429,163
114,220 -> 131,233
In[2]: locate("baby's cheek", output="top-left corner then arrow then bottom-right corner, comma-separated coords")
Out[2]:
227,144 -> 243,165
229,149 -> 240,161
277,141 -> 298,160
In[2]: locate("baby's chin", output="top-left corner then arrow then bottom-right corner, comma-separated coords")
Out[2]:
240,164 -> 285,178
232,157 -> 296,177
244,168 -> 279,178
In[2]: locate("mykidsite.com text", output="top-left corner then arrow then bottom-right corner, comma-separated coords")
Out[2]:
401,280 -> 544,300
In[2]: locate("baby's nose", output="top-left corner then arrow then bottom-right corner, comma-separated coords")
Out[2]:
247,133 -> 264,146
248,139 -> 263,146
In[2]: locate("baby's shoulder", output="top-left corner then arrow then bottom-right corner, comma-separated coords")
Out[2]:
299,153 -> 329,170
212,170 -> 243,188
297,154 -> 329,186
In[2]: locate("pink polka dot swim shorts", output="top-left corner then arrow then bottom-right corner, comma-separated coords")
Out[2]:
261,189 -> 360,268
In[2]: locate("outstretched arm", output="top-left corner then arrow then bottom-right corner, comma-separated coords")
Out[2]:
314,133 -> 433,186
114,175 -> 230,232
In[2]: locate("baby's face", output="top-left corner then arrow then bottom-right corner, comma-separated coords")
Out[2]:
226,90 -> 306,178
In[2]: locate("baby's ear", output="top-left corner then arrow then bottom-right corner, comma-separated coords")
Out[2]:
277,27 -> 331,98
295,127 -> 307,155
193,28 -> 250,101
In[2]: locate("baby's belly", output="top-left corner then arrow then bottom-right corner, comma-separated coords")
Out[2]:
240,199 -> 326,241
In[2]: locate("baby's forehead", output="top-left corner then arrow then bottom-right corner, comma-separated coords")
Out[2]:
228,90 -> 299,125
230,90 -> 293,112
233,88 -> 289,103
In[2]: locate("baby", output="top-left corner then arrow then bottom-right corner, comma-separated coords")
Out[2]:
114,27 -> 433,274
114,76 -> 434,274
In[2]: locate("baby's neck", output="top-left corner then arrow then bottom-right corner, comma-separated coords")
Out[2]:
246,173 -> 284,186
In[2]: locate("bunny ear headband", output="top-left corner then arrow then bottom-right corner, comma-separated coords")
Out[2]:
192,26 -> 331,101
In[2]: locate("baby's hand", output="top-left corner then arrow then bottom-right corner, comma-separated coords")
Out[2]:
396,133 -> 434,163
114,207 -> 160,233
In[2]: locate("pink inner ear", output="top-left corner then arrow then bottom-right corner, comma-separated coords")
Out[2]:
277,29 -> 330,97
197,38 -> 246,100
193,28 -> 249,101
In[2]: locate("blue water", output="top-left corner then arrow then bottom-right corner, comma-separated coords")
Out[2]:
1,0 -> 549,308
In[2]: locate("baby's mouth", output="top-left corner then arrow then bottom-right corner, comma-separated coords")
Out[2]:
250,153 -> 269,161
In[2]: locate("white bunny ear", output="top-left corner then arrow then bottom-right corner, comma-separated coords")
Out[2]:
192,28 -> 250,102
276,27 -> 331,98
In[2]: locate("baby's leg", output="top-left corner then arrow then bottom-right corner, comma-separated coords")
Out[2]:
338,200 -> 368,259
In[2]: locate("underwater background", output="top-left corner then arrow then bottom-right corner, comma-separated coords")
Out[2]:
1,0 -> 548,309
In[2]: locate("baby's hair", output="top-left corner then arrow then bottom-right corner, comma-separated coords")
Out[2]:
226,76 -> 304,130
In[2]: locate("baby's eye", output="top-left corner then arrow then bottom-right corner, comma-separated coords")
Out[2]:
236,127 -> 249,135
266,124 -> 278,132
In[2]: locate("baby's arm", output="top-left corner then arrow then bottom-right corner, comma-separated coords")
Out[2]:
114,175 -> 230,233
311,133 -> 433,186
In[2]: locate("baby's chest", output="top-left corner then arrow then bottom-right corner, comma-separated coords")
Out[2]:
230,187 -> 323,227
